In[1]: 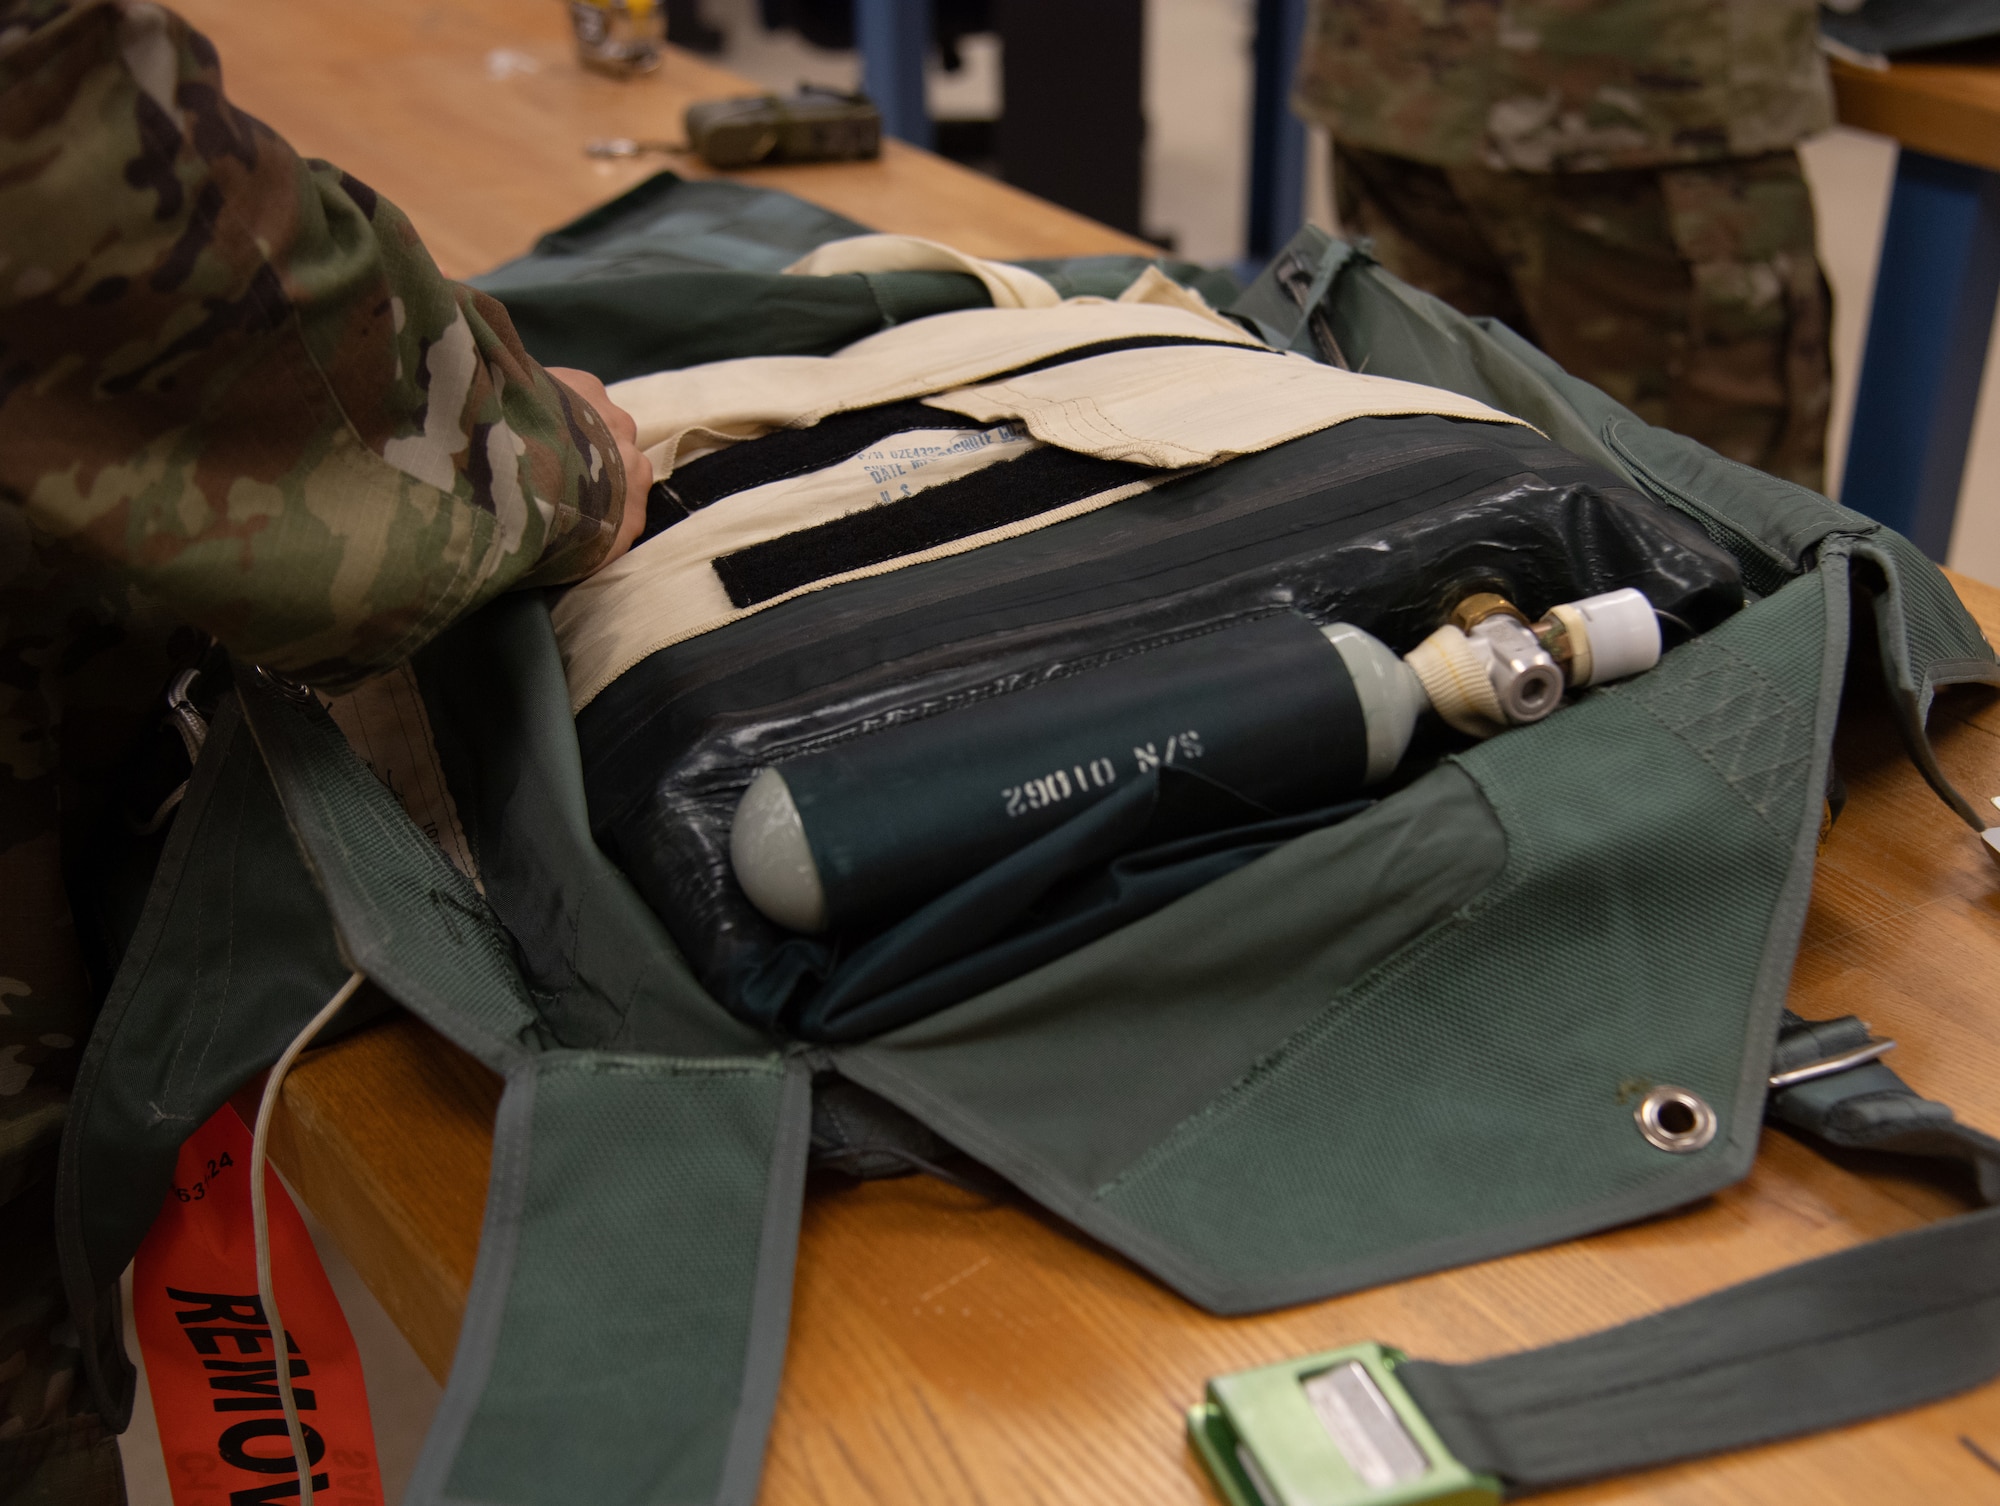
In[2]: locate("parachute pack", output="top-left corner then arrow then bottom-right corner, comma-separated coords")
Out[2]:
56,175 -> 2000,1506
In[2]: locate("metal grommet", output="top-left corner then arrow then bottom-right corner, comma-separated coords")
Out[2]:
1634,1085 -> 1717,1153
251,664 -> 316,705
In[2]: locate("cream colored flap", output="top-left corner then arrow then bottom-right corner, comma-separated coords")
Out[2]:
608,302 -> 1266,473
552,431 -> 1149,712
1112,263 -> 1238,325
568,298 -> 1535,714
319,665 -> 480,884
783,234 -> 1246,332
923,345 -> 1526,469
783,234 -> 1066,309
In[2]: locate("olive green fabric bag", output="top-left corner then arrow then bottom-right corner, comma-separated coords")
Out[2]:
57,178 -> 2000,1505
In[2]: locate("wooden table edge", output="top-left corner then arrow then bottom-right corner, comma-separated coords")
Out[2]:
1832,54 -> 2000,174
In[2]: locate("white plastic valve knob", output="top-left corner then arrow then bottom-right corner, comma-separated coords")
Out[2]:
1549,588 -> 1661,686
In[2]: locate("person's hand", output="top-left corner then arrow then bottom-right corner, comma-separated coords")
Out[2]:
548,366 -> 652,572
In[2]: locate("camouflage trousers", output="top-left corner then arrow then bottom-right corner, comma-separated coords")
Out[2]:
0,603 -> 155,1506
1,795 -> 129,1506
1332,144 -> 1834,492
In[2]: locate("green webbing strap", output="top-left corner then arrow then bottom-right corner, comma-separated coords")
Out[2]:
240,667 -> 812,1506
235,666 -> 541,1067
1764,1011 -> 2000,1201
1397,1015 -> 2000,1494
407,1052 -> 811,1506
55,694 -> 361,1424
1223,227 -> 1365,360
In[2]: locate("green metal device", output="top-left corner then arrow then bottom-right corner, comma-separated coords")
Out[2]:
1187,1343 -> 1502,1506
683,87 -> 882,169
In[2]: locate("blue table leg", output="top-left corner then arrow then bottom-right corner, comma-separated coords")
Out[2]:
855,0 -> 932,149
1841,149 -> 2000,560
1245,0 -> 1309,267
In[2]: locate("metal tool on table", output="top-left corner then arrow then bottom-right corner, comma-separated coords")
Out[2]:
568,0 -> 664,76
584,137 -> 689,159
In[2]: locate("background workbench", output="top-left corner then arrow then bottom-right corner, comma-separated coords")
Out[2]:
174,0 -> 2000,1499
1828,51 -> 2000,564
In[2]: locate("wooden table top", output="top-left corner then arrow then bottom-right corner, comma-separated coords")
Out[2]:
178,0 -> 2000,1498
1833,52 -> 2000,173
175,0 -> 1152,280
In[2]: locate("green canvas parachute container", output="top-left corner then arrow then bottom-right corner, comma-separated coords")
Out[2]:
55,174 -> 2000,1506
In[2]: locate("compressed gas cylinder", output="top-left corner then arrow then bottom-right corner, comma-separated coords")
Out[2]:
730,613 -> 1425,934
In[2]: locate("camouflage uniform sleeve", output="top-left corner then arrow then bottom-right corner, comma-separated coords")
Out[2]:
0,0 -> 628,689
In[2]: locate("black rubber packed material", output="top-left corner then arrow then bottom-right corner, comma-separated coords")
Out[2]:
576,413 -> 1745,1035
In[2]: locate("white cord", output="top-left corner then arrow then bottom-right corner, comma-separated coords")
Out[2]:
251,969 -> 365,1506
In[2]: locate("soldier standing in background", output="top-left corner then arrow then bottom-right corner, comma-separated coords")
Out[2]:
0,1 -> 649,1499
1294,0 -> 1836,490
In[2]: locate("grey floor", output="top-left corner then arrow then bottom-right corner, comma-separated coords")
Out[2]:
117,8 -> 1993,1504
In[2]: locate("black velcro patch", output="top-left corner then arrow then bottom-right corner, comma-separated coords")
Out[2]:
712,446 -> 1154,608
666,400 -> 949,517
